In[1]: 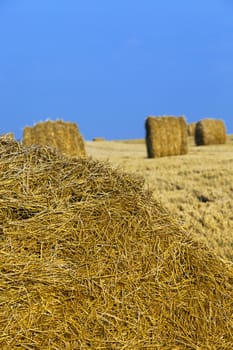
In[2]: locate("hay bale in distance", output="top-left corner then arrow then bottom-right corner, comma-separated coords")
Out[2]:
145,115 -> 188,158
195,118 -> 226,146
187,122 -> 196,136
23,119 -> 86,157
0,138 -> 233,348
92,137 -> 105,142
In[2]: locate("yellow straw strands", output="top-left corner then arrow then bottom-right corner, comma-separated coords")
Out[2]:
0,132 -> 14,141
195,118 -> 227,146
0,138 -> 233,349
23,119 -> 86,157
145,116 -> 188,158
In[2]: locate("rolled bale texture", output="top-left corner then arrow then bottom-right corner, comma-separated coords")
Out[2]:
23,119 -> 86,157
195,118 -> 226,146
145,115 -> 188,158
0,137 -> 233,349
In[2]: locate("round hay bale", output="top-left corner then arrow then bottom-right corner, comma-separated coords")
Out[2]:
195,118 -> 226,146
187,122 -> 196,136
145,115 -> 188,158
0,138 -> 233,349
23,119 -> 86,157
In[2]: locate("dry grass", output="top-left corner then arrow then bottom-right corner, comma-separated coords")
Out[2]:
86,135 -> 233,263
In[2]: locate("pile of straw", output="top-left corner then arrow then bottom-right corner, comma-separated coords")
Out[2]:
0,132 -> 14,140
23,119 -> 86,157
145,116 -> 188,158
187,122 -> 196,136
195,118 -> 226,146
0,138 -> 233,349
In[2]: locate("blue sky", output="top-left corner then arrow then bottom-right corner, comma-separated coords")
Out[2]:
0,0 -> 232,140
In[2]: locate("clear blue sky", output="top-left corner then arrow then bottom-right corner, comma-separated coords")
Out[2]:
0,0 -> 232,140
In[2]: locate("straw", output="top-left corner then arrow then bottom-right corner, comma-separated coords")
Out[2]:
0,138 -> 232,349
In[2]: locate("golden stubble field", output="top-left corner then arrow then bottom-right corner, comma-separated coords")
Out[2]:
86,135 -> 233,263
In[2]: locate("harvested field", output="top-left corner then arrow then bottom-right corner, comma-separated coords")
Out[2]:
0,137 -> 233,348
86,135 -> 233,263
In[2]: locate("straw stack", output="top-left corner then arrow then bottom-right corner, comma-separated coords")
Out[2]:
145,115 -> 188,158
0,137 -> 233,349
195,118 -> 226,146
23,119 -> 86,157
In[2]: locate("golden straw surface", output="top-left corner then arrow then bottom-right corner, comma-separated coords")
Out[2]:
145,116 -> 188,158
195,118 -> 226,146
0,138 -> 233,349
23,119 -> 86,157
187,123 -> 196,136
